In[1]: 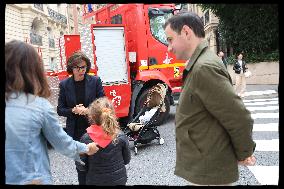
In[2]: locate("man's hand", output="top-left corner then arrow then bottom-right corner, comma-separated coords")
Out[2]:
86,142 -> 99,155
238,155 -> 256,166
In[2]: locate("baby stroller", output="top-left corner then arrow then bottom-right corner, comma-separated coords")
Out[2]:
124,83 -> 167,155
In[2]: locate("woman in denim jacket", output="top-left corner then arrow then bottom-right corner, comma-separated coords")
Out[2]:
5,40 -> 99,185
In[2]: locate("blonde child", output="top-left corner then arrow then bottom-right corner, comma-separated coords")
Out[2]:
76,97 -> 131,185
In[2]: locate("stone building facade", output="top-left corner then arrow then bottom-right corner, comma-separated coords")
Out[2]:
5,4 -> 82,71
186,4 -> 220,54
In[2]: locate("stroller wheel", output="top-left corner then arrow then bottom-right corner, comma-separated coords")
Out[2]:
159,137 -> 165,145
134,147 -> 138,155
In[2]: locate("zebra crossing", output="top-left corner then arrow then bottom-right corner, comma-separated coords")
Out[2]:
242,89 -> 279,185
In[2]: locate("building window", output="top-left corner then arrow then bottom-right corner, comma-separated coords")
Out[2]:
200,16 -> 204,25
204,11 -> 209,25
111,14 -> 122,24
34,4 -> 43,11
49,57 -> 58,71
47,27 -> 55,48
30,18 -> 43,46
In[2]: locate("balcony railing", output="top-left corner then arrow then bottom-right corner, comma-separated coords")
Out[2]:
49,38 -> 55,48
30,32 -> 42,46
47,7 -> 67,25
34,4 -> 43,11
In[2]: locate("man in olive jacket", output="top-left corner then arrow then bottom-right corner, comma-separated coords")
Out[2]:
164,12 -> 256,185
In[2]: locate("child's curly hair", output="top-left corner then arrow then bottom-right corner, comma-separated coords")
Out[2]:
88,97 -> 120,140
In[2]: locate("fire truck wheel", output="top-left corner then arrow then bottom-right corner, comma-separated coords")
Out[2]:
135,88 -> 170,126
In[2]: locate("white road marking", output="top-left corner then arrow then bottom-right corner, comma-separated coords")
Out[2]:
247,166 -> 279,185
244,101 -> 278,106
246,106 -> 279,111
244,90 -> 277,97
244,89 -> 279,185
251,113 -> 279,119
254,139 -> 279,151
243,98 -> 278,102
253,123 -> 278,132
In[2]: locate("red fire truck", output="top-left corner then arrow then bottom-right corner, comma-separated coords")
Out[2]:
52,4 -> 186,126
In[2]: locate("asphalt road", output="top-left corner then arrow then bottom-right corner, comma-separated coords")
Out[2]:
48,84 -> 278,185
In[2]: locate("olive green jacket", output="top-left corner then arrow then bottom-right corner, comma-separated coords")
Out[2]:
175,40 -> 255,185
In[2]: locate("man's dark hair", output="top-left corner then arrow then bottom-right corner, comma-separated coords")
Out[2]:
66,51 -> 91,74
163,12 -> 205,38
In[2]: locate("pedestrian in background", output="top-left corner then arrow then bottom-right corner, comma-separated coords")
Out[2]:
233,52 -> 248,98
217,50 -> 227,69
57,51 -> 105,185
164,12 -> 256,186
5,40 -> 99,185
76,97 -> 131,185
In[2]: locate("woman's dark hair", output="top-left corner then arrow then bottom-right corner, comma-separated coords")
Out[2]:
5,40 -> 51,100
236,52 -> 244,59
163,11 -> 205,38
66,51 -> 91,74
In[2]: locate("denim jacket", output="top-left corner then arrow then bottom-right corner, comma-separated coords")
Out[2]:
5,92 -> 88,185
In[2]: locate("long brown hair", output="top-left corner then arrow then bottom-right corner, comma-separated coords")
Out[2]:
146,91 -> 162,108
5,40 -> 51,100
88,97 -> 120,140
145,84 -> 167,108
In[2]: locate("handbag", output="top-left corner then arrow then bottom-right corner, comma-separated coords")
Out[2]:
244,70 -> 252,78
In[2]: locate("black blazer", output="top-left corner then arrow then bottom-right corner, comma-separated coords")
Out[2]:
57,74 -> 105,138
233,60 -> 247,74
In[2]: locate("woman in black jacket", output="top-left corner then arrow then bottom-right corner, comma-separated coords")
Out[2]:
233,52 -> 248,98
57,51 -> 105,184
76,97 -> 131,185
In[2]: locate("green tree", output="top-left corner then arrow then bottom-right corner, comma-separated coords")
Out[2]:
200,4 -> 278,62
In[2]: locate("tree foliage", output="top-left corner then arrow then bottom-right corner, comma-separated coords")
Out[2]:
200,4 -> 279,62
